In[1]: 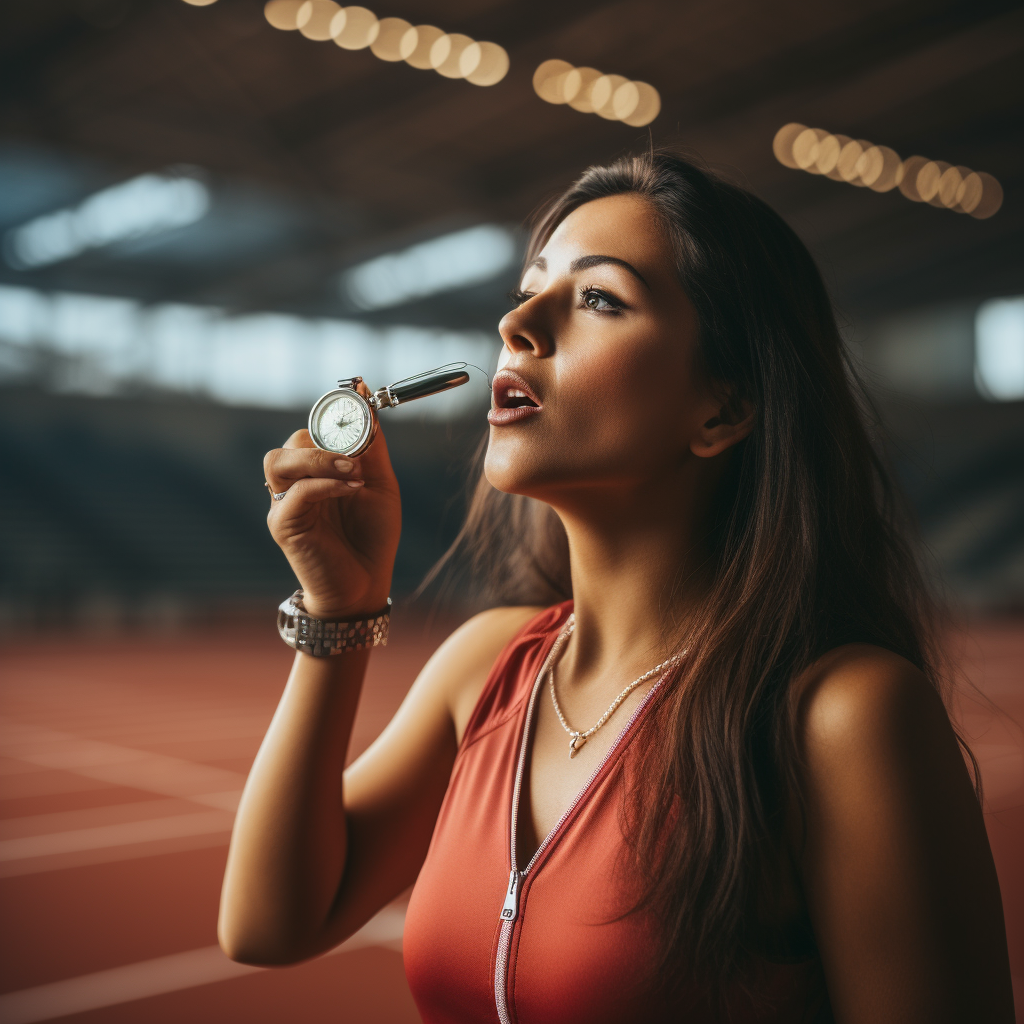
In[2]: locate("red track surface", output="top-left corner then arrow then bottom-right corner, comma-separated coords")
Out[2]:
0,617 -> 1021,1022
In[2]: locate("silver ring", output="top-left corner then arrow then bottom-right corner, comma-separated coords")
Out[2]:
271,490 -> 288,501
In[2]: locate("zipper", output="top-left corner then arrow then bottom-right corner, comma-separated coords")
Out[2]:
493,616 -> 668,1024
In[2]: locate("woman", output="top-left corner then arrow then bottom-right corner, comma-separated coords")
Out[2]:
219,152 -> 1014,1022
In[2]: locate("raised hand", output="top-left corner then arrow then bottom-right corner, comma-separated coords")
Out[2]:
263,384 -> 401,619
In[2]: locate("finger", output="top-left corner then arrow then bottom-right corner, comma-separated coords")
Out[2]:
351,417 -> 395,488
264,446 -> 362,494
284,428 -> 317,450
268,476 -> 364,511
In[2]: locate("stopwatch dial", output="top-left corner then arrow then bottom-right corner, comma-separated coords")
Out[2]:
314,392 -> 368,454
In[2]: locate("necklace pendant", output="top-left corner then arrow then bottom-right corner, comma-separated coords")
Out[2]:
568,733 -> 587,759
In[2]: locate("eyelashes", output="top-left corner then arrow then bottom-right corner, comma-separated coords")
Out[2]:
506,285 -> 624,313
577,285 -> 623,313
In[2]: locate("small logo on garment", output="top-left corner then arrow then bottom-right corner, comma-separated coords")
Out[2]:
501,909 -> 514,919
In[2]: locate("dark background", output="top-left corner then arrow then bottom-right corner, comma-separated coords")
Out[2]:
0,0 -> 1022,628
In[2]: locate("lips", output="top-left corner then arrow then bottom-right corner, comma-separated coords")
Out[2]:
488,370 -> 542,425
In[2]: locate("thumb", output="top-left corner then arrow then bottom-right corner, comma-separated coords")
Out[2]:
356,421 -> 397,488
350,380 -> 397,487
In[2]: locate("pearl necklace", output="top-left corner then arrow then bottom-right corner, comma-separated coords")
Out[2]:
548,614 -> 684,759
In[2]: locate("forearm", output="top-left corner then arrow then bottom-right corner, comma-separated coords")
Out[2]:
218,648 -> 370,964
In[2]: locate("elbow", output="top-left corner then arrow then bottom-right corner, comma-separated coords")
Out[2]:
218,935 -> 303,968
217,918 -> 307,968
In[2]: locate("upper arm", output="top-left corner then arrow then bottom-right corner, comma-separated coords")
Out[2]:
328,605 -> 543,937
795,646 -> 1014,1024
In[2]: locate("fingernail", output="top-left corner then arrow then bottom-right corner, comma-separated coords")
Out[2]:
334,459 -> 354,472
345,479 -> 364,488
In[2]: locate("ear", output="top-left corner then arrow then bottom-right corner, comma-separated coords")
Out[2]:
690,392 -> 755,458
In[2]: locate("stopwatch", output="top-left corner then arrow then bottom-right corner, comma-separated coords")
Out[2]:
308,363 -> 471,456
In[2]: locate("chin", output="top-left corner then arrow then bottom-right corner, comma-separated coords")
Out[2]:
483,432 -> 552,497
485,433 -> 587,503
483,438 -> 527,495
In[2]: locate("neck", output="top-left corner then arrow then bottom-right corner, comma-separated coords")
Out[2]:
549,464 -> 718,687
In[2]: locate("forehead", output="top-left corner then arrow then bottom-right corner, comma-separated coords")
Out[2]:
538,193 -> 675,272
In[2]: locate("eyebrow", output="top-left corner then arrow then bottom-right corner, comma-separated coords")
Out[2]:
525,254 -> 650,289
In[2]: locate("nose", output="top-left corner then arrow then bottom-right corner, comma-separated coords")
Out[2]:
497,301 -> 553,360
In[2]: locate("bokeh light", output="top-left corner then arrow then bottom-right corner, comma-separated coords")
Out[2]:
966,172 -> 1004,219
369,16 -> 415,61
814,134 -> 849,179
592,74 -> 629,120
532,61 -> 660,125
404,25 -> 444,69
836,138 -> 871,185
611,81 -> 640,120
296,0 -> 339,41
268,4 -> 489,84
938,165 -> 969,209
430,33 -> 474,78
5,173 -> 210,269
898,156 -> 929,201
917,160 -> 951,205
533,59 -> 575,104
332,6 -> 378,50
565,68 -> 602,112
857,145 -> 902,192
975,297 -> 1024,398
772,123 -> 807,169
773,124 -> 1001,217
264,0 -> 304,30
792,127 -> 827,173
459,42 -> 509,87
342,224 -> 516,310
618,81 -> 660,126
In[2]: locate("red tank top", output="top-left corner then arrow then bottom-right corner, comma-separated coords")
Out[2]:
403,602 -> 831,1023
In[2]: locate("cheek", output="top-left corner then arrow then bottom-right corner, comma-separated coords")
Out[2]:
555,329 -> 708,472
556,335 -> 662,442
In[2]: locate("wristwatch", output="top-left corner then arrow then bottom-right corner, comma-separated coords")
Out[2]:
277,590 -> 392,656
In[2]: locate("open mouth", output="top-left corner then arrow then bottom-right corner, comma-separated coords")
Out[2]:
500,389 -> 539,410
488,371 -> 542,425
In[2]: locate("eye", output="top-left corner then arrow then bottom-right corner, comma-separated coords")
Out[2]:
579,286 -> 622,312
508,287 -> 534,307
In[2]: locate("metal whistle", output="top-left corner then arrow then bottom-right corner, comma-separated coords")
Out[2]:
308,362 -> 472,456
365,363 -> 471,410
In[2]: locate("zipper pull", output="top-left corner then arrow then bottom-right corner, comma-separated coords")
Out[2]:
500,869 -> 520,922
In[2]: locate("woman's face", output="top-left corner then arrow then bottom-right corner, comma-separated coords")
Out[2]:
485,193 -> 722,504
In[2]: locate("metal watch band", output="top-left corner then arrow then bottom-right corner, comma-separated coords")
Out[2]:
277,590 -> 391,656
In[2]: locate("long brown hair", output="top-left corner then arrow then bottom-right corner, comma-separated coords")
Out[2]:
429,151 -> 976,992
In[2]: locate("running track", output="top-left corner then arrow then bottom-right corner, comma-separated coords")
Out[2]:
1,616 -> 1021,1022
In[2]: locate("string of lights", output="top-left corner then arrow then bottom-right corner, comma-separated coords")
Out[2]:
186,2 -> 659,118
773,123 -> 1003,219
532,59 -> 660,127
262,1 -> 509,86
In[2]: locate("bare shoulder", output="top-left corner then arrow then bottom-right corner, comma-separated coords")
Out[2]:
790,654 -> 1014,1021
423,605 -> 547,744
790,638 -> 958,774
791,640 -> 979,856
794,643 -> 954,758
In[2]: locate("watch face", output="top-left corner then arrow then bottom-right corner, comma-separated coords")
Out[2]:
309,390 -> 372,454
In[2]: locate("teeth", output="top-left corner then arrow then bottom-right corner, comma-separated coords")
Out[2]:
508,389 -> 526,398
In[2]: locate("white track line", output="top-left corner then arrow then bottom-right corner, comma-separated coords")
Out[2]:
0,718 -> 249,873
0,719 -> 249,802
0,905 -> 406,1024
0,829 -> 234,878
0,809 -> 234,862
